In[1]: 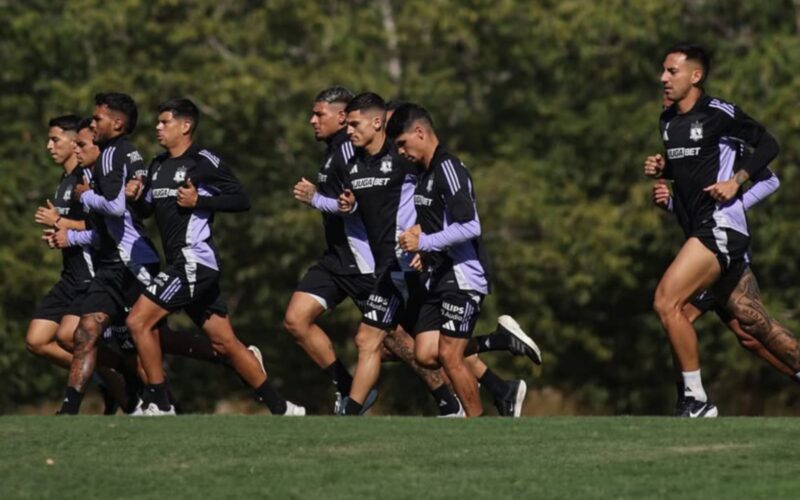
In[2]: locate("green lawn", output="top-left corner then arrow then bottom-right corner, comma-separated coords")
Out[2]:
1,416 -> 797,499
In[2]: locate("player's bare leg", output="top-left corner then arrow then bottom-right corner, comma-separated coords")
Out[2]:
346,323 -> 386,414
25,319 -> 71,368
439,335 -> 481,417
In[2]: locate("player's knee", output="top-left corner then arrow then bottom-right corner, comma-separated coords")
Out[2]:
25,338 -> 44,356
438,343 -> 463,368
652,292 -> 678,320
415,348 -> 439,369
126,313 -> 151,338
355,327 -> 383,352
282,309 -> 309,338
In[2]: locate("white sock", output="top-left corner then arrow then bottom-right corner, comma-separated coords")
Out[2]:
682,369 -> 707,402
794,372 -> 800,382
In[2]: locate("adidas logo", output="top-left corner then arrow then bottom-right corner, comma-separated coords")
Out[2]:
365,311 -> 379,321
443,320 -> 456,331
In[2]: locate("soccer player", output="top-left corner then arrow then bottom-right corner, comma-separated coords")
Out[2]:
125,97 -> 304,416
58,92 -> 163,415
291,86 -> 464,415
27,115 -> 87,369
651,172 -> 797,385
644,43 -> 800,417
388,102 -> 542,417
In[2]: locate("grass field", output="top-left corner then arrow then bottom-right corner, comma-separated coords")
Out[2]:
2,416 -> 798,499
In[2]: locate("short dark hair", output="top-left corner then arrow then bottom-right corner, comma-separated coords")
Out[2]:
344,92 -> 386,114
158,97 -> 200,133
386,103 -> 434,139
386,99 -> 406,112
315,86 -> 354,105
77,117 -> 93,132
48,114 -> 82,132
665,42 -> 711,86
94,92 -> 138,134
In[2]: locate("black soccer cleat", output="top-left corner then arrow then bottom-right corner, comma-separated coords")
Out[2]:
674,396 -> 718,418
494,379 -> 527,417
497,315 -> 542,365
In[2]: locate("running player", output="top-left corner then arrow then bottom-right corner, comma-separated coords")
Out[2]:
58,92 -> 162,415
290,86 -> 461,415
644,43 -> 800,417
125,97 -> 304,416
389,102 -> 543,416
28,115 -> 86,370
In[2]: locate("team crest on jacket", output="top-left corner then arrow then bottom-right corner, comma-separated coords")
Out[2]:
63,185 -> 73,202
173,165 -> 188,183
662,122 -> 670,142
426,177 -> 434,192
690,121 -> 703,142
380,157 -> 393,174
323,156 -> 332,170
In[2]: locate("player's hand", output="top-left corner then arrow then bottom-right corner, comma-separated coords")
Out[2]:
125,175 -> 143,201
643,154 -> 664,178
338,189 -> 355,213
703,179 -> 740,203
51,227 -> 70,249
177,178 -> 198,208
409,253 -> 424,271
398,224 -> 422,252
293,177 -> 317,205
74,175 -> 90,200
34,199 -> 59,226
652,179 -> 672,210
41,228 -> 56,249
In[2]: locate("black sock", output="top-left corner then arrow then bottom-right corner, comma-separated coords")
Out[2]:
675,381 -> 685,401
144,382 -> 172,411
344,397 -> 363,415
431,384 -> 461,415
58,387 -> 84,415
473,334 -> 513,353
324,360 -> 352,395
479,368 -> 510,399
254,380 -> 287,415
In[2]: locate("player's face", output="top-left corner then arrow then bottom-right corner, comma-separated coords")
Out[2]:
74,128 -> 100,167
393,127 -> 425,164
346,109 -> 383,148
310,101 -> 345,140
46,126 -> 76,165
91,105 -> 119,144
156,111 -> 189,149
661,52 -> 703,102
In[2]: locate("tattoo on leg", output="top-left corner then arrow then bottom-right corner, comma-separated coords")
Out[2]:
727,270 -> 800,371
68,314 -> 107,391
384,330 -> 445,389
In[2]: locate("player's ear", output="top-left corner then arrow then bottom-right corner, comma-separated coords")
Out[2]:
180,119 -> 192,136
691,68 -> 703,86
415,124 -> 425,140
336,109 -> 347,126
112,114 -> 125,133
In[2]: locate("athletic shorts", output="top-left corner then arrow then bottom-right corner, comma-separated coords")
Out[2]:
361,268 -> 413,330
80,263 -> 158,323
690,290 -> 733,324
693,225 -> 750,273
412,278 -> 484,339
33,276 -> 91,323
295,263 -> 374,313
102,324 -> 137,353
142,262 -> 227,327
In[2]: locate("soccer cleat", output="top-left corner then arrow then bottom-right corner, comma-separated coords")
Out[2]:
494,379 -> 527,417
336,388 -> 379,415
438,400 -> 465,418
142,402 -> 177,416
247,345 -> 266,375
674,397 -> 718,418
281,401 -> 307,416
497,315 -> 542,365
128,399 -> 146,416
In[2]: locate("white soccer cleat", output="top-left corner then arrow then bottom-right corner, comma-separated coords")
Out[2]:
248,345 -> 267,375
142,403 -> 176,416
128,399 -> 146,416
498,315 -> 542,365
282,401 -> 306,416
